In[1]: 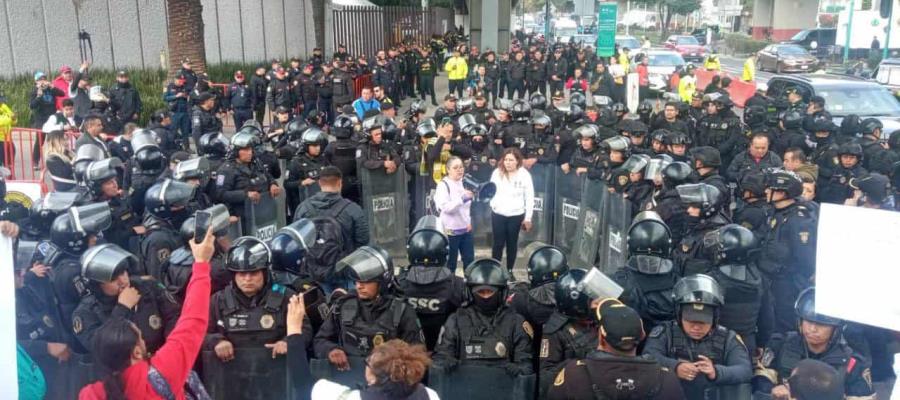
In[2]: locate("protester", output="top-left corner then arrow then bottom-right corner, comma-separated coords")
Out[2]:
433,156 -> 475,272
489,148 -> 535,271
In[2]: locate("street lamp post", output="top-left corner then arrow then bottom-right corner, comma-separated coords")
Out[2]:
844,0 -> 855,63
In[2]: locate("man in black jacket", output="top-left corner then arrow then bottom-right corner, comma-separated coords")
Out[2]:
547,47 -> 569,94
293,166 -> 369,255
527,50 -> 548,96
249,65 -> 269,124
108,70 -> 142,126
292,64 -> 318,120
507,52 -> 527,99
226,70 -> 254,129
266,66 -> 294,119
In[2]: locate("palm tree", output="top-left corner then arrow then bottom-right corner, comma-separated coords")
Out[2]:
166,0 -> 206,78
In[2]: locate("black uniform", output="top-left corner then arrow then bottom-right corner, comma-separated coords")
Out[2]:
205,282 -> 308,350
539,313 -> 599,396
162,246 -> 230,303
108,81 -> 143,125
757,202 -> 817,333
226,81 -> 255,129
313,294 -> 424,357
672,214 -> 730,276
753,332 -> 875,399
266,76 -> 295,113
191,105 -> 223,148
214,158 -> 276,218
696,111 -> 744,169
140,216 -> 184,281
284,152 -> 327,219
733,200 -> 772,241
708,264 -> 770,353
643,321 -> 752,399
359,140 -> 401,171
103,196 -> 142,255
72,277 -> 181,354
433,304 -> 534,376
546,56 -> 568,94
293,73 -> 319,120
547,350 -> 686,400
526,58 -> 548,96
395,266 -> 467,351
16,270 -> 70,400
613,256 -> 677,331
859,135 -> 899,175
249,73 -> 269,124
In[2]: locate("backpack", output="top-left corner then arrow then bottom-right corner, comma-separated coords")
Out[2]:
302,199 -> 353,283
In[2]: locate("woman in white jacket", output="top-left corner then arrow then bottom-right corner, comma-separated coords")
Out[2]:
489,148 -> 535,272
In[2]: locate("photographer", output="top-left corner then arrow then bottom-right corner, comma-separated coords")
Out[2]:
29,71 -> 65,164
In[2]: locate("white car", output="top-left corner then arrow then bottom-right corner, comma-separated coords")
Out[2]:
633,50 -> 685,92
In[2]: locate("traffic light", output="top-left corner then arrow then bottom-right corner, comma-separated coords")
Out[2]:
881,0 -> 893,19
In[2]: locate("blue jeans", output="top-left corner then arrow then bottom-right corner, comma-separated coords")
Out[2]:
447,231 -> 475,273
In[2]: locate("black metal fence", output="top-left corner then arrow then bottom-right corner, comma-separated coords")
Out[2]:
332,6 -> 453,59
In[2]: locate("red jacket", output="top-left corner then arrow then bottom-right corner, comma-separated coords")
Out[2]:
636,64 -> 650,87
79,262 -> 211,400
565,77 -> 589,92
52,75 -> 71,110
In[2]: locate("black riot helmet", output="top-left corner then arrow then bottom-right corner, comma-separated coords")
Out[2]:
143,179 -> 196,220
637,100 -> 653,116
80,243 -> 139,283
522,242 -> 568,287
226,236 -> 272,273
860,118 -> 884,137
198,132 -> 229,158
179,216 -> 196,242
795,287 -> 842,326
336,245 -> 394,290
570,92 -> 587,109
458,113 -> 477,134
332,114 -> 355,139
690,146 -> 722,169
269,219 -> 316,275
407,215 -> 449,267
676,183 -> 723,217
706,224 -> 757,265
739,170 -> 767,198
780,109 -> 803,130
573,124 -> 599,140
662,161 -> 694,188
173,156 -> 210,185
84,158 -> 123,198
840,114 -> 861,137
30,192 -> 88,236
811,114 -> 837,134
286,119 -> 309,138
665,130 -> 691,146
555,267 -> 624,319
464,258 -> 508,288
50,202 -> 112,254
566,104 -> 585,123
231,129 -> 261,150
133,130 -> 166,172
627,211 -> 672,257
602,136 -> 631,157
529,92 -> 548,110
416,118 -> 438,138
597,107 -> 618,128
673,274 -> 724,326
531,114 -> 552,132
650,129 -> 669,145
301,127 -> 328,148
765,168 -> 803,199
73,144 -> 105,184
611,102 -> 627,115
837,142 -> 864,159
511,100 -> 531,121
361,115 -> 384,138
407,100 -> 428,117
743,105 -> 767,126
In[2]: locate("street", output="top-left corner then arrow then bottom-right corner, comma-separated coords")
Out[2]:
718,54 -> 778,85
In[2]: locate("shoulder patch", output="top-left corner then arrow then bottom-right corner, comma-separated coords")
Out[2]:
540,338 -> 550,358
553,368 -> 565,386
522,321 -> 534,338
216,174 -> 226,186
649,325 -> 664,338
73,316 -> 83,334
156,248 -> 171,263
798,231 -> 810,244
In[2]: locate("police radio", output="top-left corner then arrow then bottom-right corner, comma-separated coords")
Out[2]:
462,174 -> 496,202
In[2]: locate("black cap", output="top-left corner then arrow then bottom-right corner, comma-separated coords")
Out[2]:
274,105 -> 290,114
381,102 -> 395,110
681,303 -> 715,324
855,173 -> 889,203
597,300 -> 644,351
444,93 -> 458,101
196,92 -> 215,103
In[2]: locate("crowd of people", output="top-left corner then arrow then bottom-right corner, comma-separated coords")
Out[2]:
2,29 -> 900,400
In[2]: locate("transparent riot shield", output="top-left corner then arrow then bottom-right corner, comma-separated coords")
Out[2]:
359,166 -> 409,257
597,191 -> 632,274
242,192 -> 283,240
552,170 -> 585,255
571,178 -> 608,268
297,182 -> 321,208
201,348 -> 294,400
467,157 -> 494,248
430,365 -> 536,400
309,356 -> 368,388
519,163 -> 554,249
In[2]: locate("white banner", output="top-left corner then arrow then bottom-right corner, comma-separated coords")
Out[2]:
816,203 -> 900,331
0,234 -> 18,400
626,72 -> 640,114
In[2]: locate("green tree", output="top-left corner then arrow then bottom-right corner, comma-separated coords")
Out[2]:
661,0 -> 701,38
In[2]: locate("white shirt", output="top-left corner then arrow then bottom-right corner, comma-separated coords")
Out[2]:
311,379 -> 441,400
489,167 -> 535,222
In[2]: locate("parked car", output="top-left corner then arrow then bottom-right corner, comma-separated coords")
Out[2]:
872,58 -> 900,92
633,50 -> 685,92
663,35 -> 706,62
615,35 -> 641,52
766,74 -> 900,136
757,44 -> 822,73
783,28 -> 837,56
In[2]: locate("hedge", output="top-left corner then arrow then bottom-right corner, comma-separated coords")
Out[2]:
0,62 -> 261,127
723,33 -> 769,55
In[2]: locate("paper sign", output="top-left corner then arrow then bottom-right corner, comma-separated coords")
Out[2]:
816,203 -> 900,331
0,235 -> 18,400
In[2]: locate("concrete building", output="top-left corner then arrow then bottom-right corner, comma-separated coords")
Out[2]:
750,0 -> 819,40
0,0 -> 317,78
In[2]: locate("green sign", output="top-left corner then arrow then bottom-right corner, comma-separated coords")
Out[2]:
597,2 -> 618,57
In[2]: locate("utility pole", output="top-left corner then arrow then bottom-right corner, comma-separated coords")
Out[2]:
545,0 -> 552,38
625,0 -> 631,35
844,0 -> 855,63
884,0 -> 894,59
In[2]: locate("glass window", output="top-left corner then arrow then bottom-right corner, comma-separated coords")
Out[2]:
818,87 -> 900,116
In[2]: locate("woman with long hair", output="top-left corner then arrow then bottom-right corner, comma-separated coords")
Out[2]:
42,129 -> 76,191
312,339 -> 438,399
434,156 -> 475,272
78,228 -> 216,400
489,148 -> 535,272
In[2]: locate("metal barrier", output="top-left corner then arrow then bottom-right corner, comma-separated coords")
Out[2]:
353,74 -> 373,98
4,128 -> 43,181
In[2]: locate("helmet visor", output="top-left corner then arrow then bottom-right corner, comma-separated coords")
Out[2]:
580,267 -> 624,300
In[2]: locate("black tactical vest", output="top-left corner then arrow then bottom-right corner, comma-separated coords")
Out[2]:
544,313 -> 598,361
338,296 -> 408,356
710,264 -> 763,337
778,332 -> 852,384
456,307 -> 515,362
667,321 -> 730,364
218,284 -> 287,347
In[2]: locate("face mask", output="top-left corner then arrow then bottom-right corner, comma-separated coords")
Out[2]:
472,290 -> 503,314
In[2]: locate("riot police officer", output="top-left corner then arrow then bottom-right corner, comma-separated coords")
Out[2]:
642,274 -> 752,399
820,142 -> 868,204
162,214 -> 231,303
564,124 -> 601,177
527,113 -> 558,166
314,245 -> 424,365
539,268 -> 611,397
614,211 -> 677,331
771,109 -> 809,158
672,183 -> 730,276
434,258 -> 534,376
753,287 -> 875,399
548,299 -> 687,400
141,179 -> 196,280
83,159 -> 141,254
666,130 -> 693,163
215,129 -> 280,219
500,100 -> 533,152
359,115 -> 401,174
173,156 -> 214,210
190,92 -> 223,148
705,224 -> 769,356
757,169 -> 817,334
49,202 -> 112,352
689,146 -> 731,215
696,94 -> 744,169
857,118 -> 898,175
205,236 -> 308,362
733,171 -> 772,241
395,216 -> 467,351
324,114 -> 361,203
73,244 -> 181,354
284,127 -> 329,216
654,161 -> 694,245
620,155 -> 655,212
129,129 -> 168,218
509,242 -> 569,329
